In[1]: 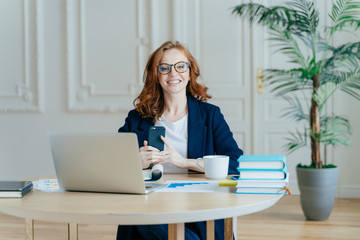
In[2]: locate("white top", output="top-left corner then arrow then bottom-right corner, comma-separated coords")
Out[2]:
155,114 -> 188,173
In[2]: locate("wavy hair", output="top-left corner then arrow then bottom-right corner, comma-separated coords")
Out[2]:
134,41 -> 211,121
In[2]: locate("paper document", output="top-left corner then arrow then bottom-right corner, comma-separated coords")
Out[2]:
156,180 -> 219,192
32,179 -> 63,192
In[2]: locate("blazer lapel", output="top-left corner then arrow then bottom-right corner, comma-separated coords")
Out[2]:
187,95 -> 207,159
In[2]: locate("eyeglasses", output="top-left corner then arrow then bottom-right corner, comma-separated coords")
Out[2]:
157,61 -> 190,75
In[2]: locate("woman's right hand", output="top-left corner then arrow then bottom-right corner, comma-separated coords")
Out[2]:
139,140 -> 162,169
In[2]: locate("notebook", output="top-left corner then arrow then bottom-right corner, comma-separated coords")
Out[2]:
48,132 -> 167,194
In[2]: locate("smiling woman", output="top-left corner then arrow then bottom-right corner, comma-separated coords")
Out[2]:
134,41 -> 210,121
158,49 -> 191,103
116,41 -> 244,239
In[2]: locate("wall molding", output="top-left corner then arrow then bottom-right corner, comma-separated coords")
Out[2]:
196,1 -> 244,92
66,0 -> 147,113
0,0 -> 44,112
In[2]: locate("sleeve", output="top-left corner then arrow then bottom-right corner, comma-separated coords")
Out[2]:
117,110 -> 149,148
211,106 -> 243,174
118,112 -> 132,133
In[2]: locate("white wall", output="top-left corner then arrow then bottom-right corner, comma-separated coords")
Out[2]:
0,0 -> 132,179
1,0 -> 359,198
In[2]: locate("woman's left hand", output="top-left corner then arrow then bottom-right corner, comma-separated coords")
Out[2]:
157,136 -> 188,169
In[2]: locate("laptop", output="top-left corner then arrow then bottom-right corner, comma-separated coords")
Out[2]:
48,132 -> 167,194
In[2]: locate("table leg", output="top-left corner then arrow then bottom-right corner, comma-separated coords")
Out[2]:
168,223 -> 185,240
68,223 -> 78,240
206,220 -> 215,240
25,218 -> 34,240
224,217 -> 233,240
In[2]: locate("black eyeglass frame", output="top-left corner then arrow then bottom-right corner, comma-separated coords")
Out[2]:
157,61 -> 190,75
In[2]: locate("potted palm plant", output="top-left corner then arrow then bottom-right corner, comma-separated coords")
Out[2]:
233,0 -> 360,220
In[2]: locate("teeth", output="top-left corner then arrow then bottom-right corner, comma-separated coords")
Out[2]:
168,80 -> 180,84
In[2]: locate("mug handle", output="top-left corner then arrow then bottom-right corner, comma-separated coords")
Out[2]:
196,158 -> 205,171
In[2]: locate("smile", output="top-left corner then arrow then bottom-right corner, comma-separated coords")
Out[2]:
167,80 -> 181,84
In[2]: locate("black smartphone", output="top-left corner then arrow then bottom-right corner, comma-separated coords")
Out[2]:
148,126 -> 166,151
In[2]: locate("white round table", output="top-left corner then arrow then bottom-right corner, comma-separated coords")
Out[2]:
0,174 -> 283,240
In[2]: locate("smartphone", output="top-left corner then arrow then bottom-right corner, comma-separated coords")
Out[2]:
148,126 -> 166,151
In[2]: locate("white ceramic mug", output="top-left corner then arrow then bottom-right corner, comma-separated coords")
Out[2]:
196,155 -> 229,179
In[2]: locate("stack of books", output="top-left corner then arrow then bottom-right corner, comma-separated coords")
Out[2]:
0,181 -> 33,198
232,155 -> 289,194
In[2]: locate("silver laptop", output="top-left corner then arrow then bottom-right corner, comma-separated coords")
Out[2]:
48,132 -> 166,194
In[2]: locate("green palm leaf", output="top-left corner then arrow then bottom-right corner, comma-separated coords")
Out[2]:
340,70 -> 360,100
232,0 -> 318,35
320,115 -> 351,146
329,0 -> 360,35
321,68 -> 360,100
289,0 -> 319,34
267,30 -> 308,68
324,42 -> 360,69
284,129 -> 308,153
312,82 -> 338,112
282,96 -> 309,122
265,69 -> 312,96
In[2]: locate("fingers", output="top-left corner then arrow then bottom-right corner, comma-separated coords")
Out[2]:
142,151 -> 171,165
140,137 -> 168,167
140,145 -> 160,152
159,151 -> 170,161
140,136 -> 175,168
141,151 -> 162,160
161,136 -> 173,149
139,144 -> 163,168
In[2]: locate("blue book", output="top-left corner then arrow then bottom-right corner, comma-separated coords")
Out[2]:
238,167 -> 287,180
237,155 -> 286,170
234,167 -> 288,180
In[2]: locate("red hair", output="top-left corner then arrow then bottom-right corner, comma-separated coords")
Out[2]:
134,41 -> 211,121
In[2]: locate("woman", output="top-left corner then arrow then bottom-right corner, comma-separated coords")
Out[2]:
117,41 -> 243,240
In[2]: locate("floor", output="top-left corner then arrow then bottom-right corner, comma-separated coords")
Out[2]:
237,195 -> 360,240
0,195 -> 359,239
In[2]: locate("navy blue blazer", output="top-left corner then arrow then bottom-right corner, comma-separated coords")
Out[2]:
118,95 -> 243,174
